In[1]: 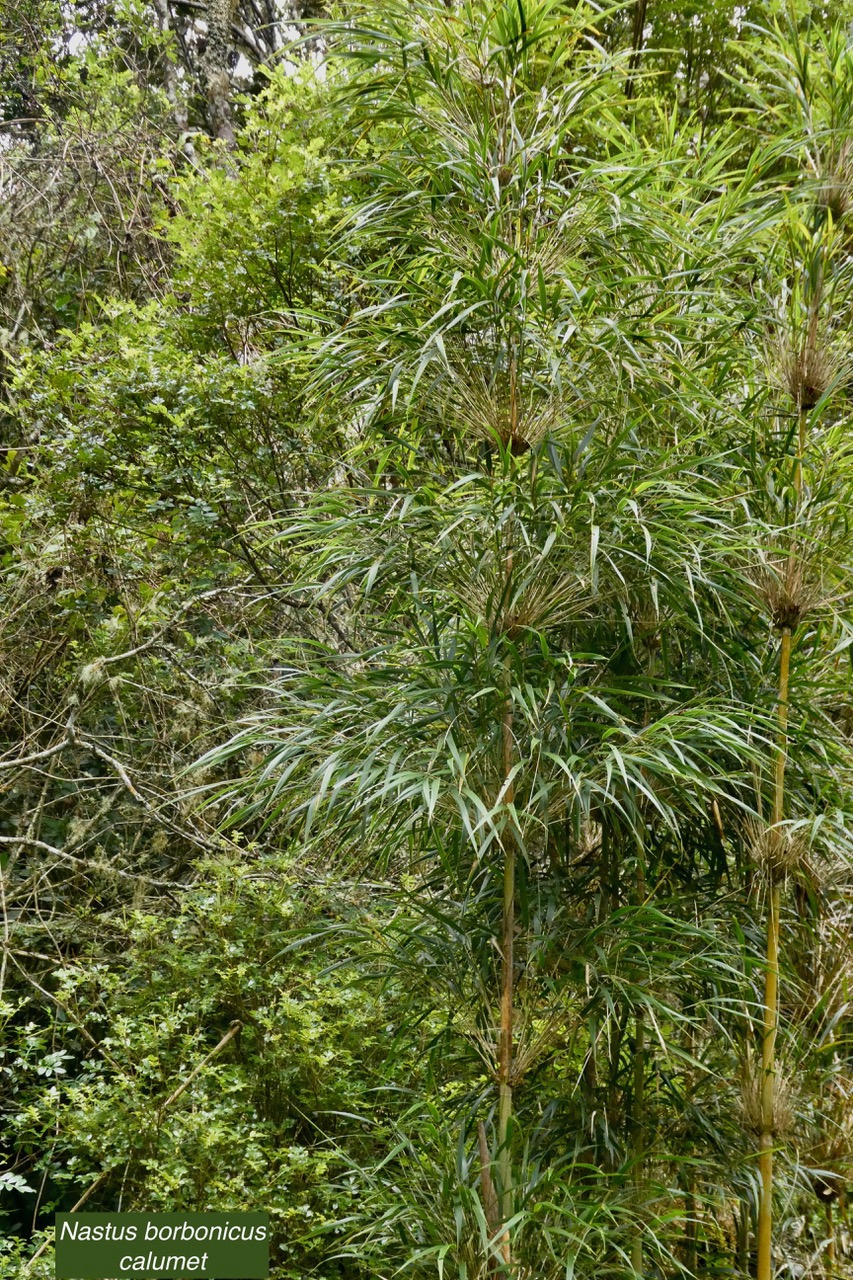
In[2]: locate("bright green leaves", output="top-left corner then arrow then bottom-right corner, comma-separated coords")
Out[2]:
166,65 -> 342,337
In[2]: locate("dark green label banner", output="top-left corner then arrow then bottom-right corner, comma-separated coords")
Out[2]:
54,1212 -> 270,1278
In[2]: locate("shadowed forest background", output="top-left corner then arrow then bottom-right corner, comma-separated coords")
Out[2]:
2,0 -> 853,1276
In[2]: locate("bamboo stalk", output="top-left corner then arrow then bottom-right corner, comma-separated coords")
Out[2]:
736,1203 -> 750,1278
684,1022 -> 697,1275
684,1182 -> 697,1276
494,500 -> 517,1271
756,225 -> 822,1273
478,1120 -> 500,1237
632,1008 -> 645,1277
756,625 -> 791,1280
632,857 -> 647,1277
497,655 -> 515,1269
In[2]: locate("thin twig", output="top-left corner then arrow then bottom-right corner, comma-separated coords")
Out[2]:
158,1020 -> 242,1114
0,836 -> 180,889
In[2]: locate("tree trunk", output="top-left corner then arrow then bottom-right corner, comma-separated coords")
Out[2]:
625,0 -> 649,100
152,0 -> 195,160
203,0 -> 236,146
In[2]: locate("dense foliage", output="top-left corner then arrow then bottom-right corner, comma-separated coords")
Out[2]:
1,0 -> 853,1277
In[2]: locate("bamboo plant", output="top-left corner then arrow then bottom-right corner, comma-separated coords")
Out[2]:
749,20 -> 853,1279
195,4 -> 853,1276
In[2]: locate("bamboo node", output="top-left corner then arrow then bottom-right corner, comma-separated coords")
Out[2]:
752,554 -> 819,631
770,329 -> 849,411
748,821 -> 807,883
740,1064 -> 795,1138
444,364 -> 565,455
817,143 -> 853,222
